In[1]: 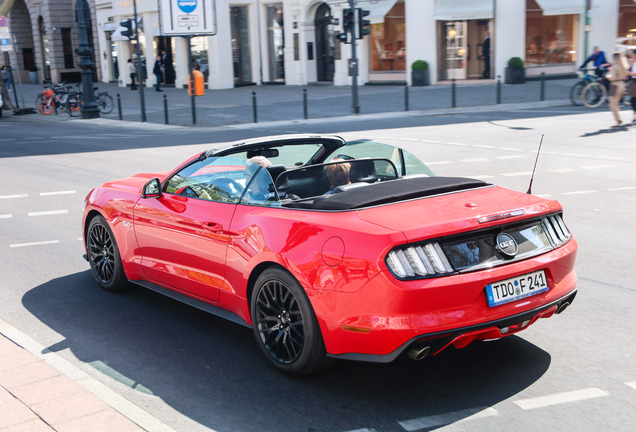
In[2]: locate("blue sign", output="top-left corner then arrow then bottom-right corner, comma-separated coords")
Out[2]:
1,38 -> 10,46
177,0 -> 197,14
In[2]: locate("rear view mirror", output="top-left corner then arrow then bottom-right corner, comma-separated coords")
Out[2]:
141,178 -> 162,199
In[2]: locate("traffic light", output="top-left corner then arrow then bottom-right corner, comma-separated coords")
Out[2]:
343,8 -> 355,33
357,9 -> 371,39
337,32 -> 348,43
120,19 -> 133,39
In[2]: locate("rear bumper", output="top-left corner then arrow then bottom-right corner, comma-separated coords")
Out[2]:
329,288 -> 577,363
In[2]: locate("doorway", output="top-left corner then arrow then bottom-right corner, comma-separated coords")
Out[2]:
314,3 -> 334,82
437,19 -> 491,80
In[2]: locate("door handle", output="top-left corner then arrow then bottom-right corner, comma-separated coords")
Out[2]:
203,222 -> 224,232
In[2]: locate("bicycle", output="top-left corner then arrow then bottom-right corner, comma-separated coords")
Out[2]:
581,78 -> 631,108
570,69 -> 598,106
95,88 -> 113,114
36,83 -> 82,117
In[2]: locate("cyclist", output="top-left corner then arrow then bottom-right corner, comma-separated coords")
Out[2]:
578,46 -> 609,77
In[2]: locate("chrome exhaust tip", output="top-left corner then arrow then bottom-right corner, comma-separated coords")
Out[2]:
407,345 -> 431,361
556,302 -> 570,314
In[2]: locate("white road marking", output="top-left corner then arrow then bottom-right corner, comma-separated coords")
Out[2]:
626,381 -> 636,390
564,153 -> 590,157
536,194 -> 553,198
28,210 -> 69,216
470,174 -> 495,180
446,141 -> 468,146
496,155 -> 526,160
546,168 -> 576,173
0,214 -> 12,219
501,147 -> 523,152
400,137 -> 418,141
399,407 -> 498,431
426,161 -> 452,165
40,190 -> 77,196
419,139 -> 442,143
581,164 -> 613,170
461,158 -> 489,162
473,144 -> 495,149
607,186 -> 636,191
0,194 -> 28,199
501,171 -> 532,177
562,190 -> 597,195
9,240 -> 60,248
514,388 -> 608,410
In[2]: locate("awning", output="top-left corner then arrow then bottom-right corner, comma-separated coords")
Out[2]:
535,0 -> 584,16
359,0 -> 398,25
434,0 -> 493,21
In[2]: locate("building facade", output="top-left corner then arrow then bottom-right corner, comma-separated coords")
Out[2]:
3,0 -> 636,88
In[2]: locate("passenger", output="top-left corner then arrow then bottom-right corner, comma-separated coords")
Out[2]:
324,157 -> 351,195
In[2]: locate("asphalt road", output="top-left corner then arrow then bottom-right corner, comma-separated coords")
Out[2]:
1,104 -> 635,432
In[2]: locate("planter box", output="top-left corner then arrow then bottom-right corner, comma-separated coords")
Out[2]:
505,67 -> 525,84
411,70 -> 430,87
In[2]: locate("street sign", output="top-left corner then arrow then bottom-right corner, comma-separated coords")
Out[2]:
0,16 -> 7,27
0,37 -> 12,52
159,0 -> 217,36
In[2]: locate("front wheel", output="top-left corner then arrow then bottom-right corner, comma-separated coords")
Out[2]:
581,82 -> 607,108
569,81 -> 585,106
251,267 -> 332,376
86,215 -> 128,291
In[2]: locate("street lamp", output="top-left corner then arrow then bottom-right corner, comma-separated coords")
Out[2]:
75,0 -> 100,119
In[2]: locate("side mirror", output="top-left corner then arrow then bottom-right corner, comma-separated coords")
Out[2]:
141,178 -> 162,199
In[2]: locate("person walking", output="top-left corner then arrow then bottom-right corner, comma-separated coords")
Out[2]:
627,50 -> 636,125
153,55 -> 163,92
128,59 -> 137,90
1,66 -> 11,92
481,30 -> 491,79
607,52 -> 628,128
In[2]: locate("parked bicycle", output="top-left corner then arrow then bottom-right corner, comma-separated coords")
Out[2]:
94,88 -> 114,114
36,83 -> 82,117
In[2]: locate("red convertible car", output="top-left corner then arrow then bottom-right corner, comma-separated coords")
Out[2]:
83,134 -> 577,375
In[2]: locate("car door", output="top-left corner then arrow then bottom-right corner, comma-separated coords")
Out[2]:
133,157 -> 247,302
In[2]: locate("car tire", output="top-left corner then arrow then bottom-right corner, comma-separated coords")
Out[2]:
86,215 -> 129,292
251,267 -> 333,376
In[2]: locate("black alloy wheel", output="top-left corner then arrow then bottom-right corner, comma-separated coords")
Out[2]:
251,267 -> 332,375
86,215 -> 128,291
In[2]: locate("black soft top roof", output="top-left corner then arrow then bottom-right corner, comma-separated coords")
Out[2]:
311,176 -> 490,210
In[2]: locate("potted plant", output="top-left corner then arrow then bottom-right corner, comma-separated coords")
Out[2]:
411,60 -> 430,86
28,65 -> 38,84
505,57 -> 525,84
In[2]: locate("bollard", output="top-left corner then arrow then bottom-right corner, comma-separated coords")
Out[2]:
540,72 -> 546,101
497,75 -> 502,104
303,88 -> 308,119
117,94 -> 122,120
404,85 -> 409,111
451,78 -> 456,108
163,94 -> 169,125
252,91 -> 258,123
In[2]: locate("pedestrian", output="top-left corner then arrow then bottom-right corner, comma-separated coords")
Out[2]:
627,50 -> 636,125
578,46 -> 609,77
1,65 -> 11,92
153,55 -> 163,92
607,52 -> 628,128
128,58 -> 137,90
481,30 -> 491,79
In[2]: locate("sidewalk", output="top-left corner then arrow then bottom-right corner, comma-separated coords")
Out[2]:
4,78 -> 578,128
0,319 -> 175,432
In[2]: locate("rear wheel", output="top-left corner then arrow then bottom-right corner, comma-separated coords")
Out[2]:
97,93 -> 114,114
251,267 -> 332,376
36,95 -> 55,115
86,215 -> 128,291
581,82 -> 607,108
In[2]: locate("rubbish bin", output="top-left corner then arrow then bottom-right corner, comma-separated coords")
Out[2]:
188,70 -> 205,96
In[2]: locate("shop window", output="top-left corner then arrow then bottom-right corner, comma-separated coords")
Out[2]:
62,28 -> 74,69
231,6 -> 252,84
370,0 -> 405,72
618,0 -> 636,51
525,0 -> 577,66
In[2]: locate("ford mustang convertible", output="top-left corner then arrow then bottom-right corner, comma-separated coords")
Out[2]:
83,134 -> 577,375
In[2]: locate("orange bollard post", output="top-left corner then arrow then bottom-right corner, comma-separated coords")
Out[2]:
188,70 -> 205,96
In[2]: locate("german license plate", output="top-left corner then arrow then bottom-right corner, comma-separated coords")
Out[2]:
485,270 -> 548,307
